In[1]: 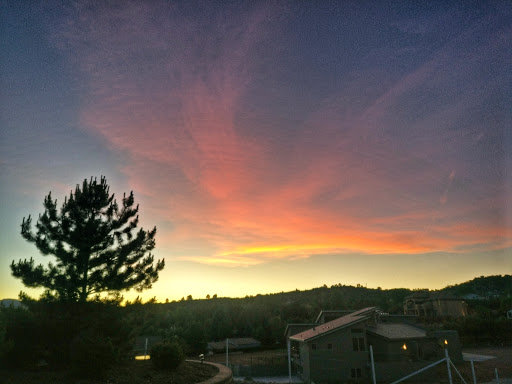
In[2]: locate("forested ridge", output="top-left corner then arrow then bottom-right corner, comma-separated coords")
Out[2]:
121,275 -> 511,351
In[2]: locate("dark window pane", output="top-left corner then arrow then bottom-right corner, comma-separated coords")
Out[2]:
359,337 -> 365,351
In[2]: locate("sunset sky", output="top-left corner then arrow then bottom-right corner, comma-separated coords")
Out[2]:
1,1 -> 511,302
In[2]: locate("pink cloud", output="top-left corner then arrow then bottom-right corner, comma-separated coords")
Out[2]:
48,1 -> 511,266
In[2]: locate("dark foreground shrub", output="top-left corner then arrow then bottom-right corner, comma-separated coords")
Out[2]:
151,341 -> 185,370
70,330 -> 115,378
0,306 -> 39,369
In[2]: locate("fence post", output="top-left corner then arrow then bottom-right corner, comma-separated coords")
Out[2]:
445,348 -> 453,384
288,338 -> 292,382
470,360 -> 477,384
370,345 -> 377,384
226,338 -> 229,367
495,368 -> 500,384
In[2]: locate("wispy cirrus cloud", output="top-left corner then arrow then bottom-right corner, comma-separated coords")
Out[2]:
47,1 -> 511,267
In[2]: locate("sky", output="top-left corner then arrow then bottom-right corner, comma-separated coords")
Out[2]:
1,1 -> 511,302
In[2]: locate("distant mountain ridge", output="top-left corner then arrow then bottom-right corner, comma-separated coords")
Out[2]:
0,298 -> 22,308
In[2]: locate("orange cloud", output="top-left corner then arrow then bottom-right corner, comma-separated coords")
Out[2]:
50,1 -> 511,268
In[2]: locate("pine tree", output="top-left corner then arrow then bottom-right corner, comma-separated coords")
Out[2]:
11,176 -> 165,302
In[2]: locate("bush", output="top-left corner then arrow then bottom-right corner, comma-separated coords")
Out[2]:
70,330 -> 115,378
0,306 -> 39,368
0,309 -> 15,368
151,341 -> 185,370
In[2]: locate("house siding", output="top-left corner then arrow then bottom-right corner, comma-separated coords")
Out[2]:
296,324 -> 369,383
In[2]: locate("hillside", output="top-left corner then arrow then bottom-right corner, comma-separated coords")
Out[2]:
441,275 -> 511,297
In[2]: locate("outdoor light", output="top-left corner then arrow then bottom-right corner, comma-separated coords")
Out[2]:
444,339 -> 448,345
402,343 -> 407,350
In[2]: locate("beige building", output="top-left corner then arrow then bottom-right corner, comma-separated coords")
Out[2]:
404,291 -> 468,317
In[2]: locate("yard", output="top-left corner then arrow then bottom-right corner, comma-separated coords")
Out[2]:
206,347 -> 512,382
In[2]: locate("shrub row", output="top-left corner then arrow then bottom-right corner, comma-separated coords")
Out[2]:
0,301 -> 131,378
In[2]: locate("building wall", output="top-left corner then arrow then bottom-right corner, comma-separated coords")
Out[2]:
297,342 -> 311,380
367,335 -> 411,362
429,330 -> 462,360
404,297 -> 467,318
432,300 -> 468,318
367,334 -> 447,363
297,324 -> 370,383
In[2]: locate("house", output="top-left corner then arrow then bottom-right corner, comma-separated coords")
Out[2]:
288,307 -> 461,384
404,290 -> 468,318
207,337 -> 261,353
289,307 -> 378,383
462,293 -> 485,301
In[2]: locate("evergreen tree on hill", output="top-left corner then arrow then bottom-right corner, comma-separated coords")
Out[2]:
11,176 -> 165,302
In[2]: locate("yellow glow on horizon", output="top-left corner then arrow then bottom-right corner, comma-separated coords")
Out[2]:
189,237 -> 436,267
177,255 -> 263,266
218,245 -> 298,256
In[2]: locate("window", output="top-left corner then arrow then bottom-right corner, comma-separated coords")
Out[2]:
351,368 -> 362,378
312,343 -> 317,350
327,343 -> 332,350
352,337 -> 365,351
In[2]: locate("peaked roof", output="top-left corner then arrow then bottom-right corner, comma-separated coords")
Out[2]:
367,323 -> 427,340
290,307 -> 377,342
232,337 -> 261,346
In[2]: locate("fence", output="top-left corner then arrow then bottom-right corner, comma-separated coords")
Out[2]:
229,354 -> 289,377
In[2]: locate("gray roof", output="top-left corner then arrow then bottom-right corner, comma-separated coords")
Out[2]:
207,337 -> 261,350
367,323 -> 427,340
